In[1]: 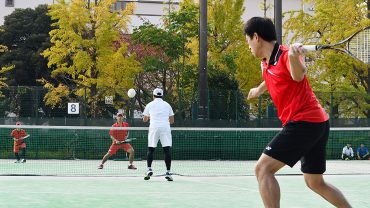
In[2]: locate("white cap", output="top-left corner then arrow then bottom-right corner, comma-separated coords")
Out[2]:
153,88 -> 163,97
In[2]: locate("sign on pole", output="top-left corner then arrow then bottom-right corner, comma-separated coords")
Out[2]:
68,103 -> 80,114
105,96 -> 113,105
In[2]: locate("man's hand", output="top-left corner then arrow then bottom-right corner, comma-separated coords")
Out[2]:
115,140 -> 123,145
288,43 -> 306,57
247,88 -> 260,100
143,115 -> 150,122
288,43 -> 308,82
247,82 -> 266,100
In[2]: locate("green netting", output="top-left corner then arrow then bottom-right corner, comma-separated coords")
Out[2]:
1,125 -> 370,176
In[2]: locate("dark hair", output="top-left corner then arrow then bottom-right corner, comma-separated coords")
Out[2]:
243,17 -> 277,42
154,95 -> 163,98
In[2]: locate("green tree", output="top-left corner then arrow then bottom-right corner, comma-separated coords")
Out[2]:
284,0 -> 370,118
42,0 -> 141,117
132,0 -> 259,120
0,42 -> 13,96
191,0 -> 260,119
131,0 -> 199,118
0,5 -> 51,86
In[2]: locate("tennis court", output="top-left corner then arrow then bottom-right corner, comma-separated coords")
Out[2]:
1,160 -> 370,208
1,126 -> 370,207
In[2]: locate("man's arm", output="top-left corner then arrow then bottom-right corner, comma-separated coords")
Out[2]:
10,131 -> 16,141
143,115 -> 150,122
288,43 -> 307,82
341,147 -> 345,159
110,135 -> 121,144
247,81 -> 267,100
169,115 -> 174,124
20,132 -> 30,140
364,148 -> 369,157
143,104 -> 150,122
17,135 -> 29,142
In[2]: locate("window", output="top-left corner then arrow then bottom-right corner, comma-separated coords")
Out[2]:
113,1 -> 126,11
5,0 -> 14,7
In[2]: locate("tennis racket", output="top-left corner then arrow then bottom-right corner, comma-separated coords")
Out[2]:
114,138 -> 137,145
13,134 -> 30,143
302,26 -> 370,64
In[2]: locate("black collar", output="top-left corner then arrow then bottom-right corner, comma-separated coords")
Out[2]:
268,42 -> 281,66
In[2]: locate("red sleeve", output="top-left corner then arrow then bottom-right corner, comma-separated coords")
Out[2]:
109,124 -> 116,136
10,130 -> 15,137
122,122 -> 129,137
284,52 -> 290,72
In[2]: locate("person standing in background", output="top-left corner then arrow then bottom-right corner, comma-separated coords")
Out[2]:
98,112 -> 137,170
143,88 -> 175,181
11,121 -> 29,163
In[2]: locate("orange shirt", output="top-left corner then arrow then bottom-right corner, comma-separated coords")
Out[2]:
11,129 -> 27,145
109,122 -> 129,142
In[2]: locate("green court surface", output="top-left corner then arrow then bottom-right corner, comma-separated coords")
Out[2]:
1,160 -> 369,208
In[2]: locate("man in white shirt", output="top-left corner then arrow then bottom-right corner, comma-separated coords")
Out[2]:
143,88 -> 175,181
341,144 -> 354,160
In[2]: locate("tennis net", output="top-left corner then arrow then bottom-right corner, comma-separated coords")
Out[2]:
0,125 -> 370,176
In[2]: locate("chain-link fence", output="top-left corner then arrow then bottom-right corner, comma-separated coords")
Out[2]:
1,86 -> 369,127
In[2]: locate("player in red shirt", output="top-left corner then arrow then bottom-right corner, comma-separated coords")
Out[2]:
98,112 -> 137,170
10,121 -> 29,163
244,17 -> 351,208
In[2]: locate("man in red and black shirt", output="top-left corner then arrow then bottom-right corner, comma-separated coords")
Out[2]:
244,17 -> 351,208
10,121 -> 29,163
98,112 -> 137,170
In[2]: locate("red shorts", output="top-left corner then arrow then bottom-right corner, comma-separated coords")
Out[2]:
108,143 -> 132,155
14,142 -> 26,153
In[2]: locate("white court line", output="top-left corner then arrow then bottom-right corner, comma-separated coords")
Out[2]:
183,176 -> 260,193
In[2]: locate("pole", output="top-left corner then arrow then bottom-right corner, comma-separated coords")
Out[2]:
274,0 -> 282,44
130,98 -> 135,125
367,0 -> 370,121
198,0 -> 208,119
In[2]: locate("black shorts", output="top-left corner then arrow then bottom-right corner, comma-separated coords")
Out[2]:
263,120 -> 330,174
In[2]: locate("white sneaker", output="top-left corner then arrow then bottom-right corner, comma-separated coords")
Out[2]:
165,172 -> 173,181
21,159 -> 26,163
144,170 -> 153,180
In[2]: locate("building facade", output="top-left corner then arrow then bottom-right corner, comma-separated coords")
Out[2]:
1,0 -> 55,25
1,0 -> 312,35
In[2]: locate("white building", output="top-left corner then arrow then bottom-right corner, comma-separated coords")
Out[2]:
0,0 -> 313,35
1,0 -> 55,25
0,0 -> 182,27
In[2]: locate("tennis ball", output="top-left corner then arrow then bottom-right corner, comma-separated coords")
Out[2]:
127,89 -> 136,98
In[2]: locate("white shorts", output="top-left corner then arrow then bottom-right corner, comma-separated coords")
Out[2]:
148,127 -> 172,148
